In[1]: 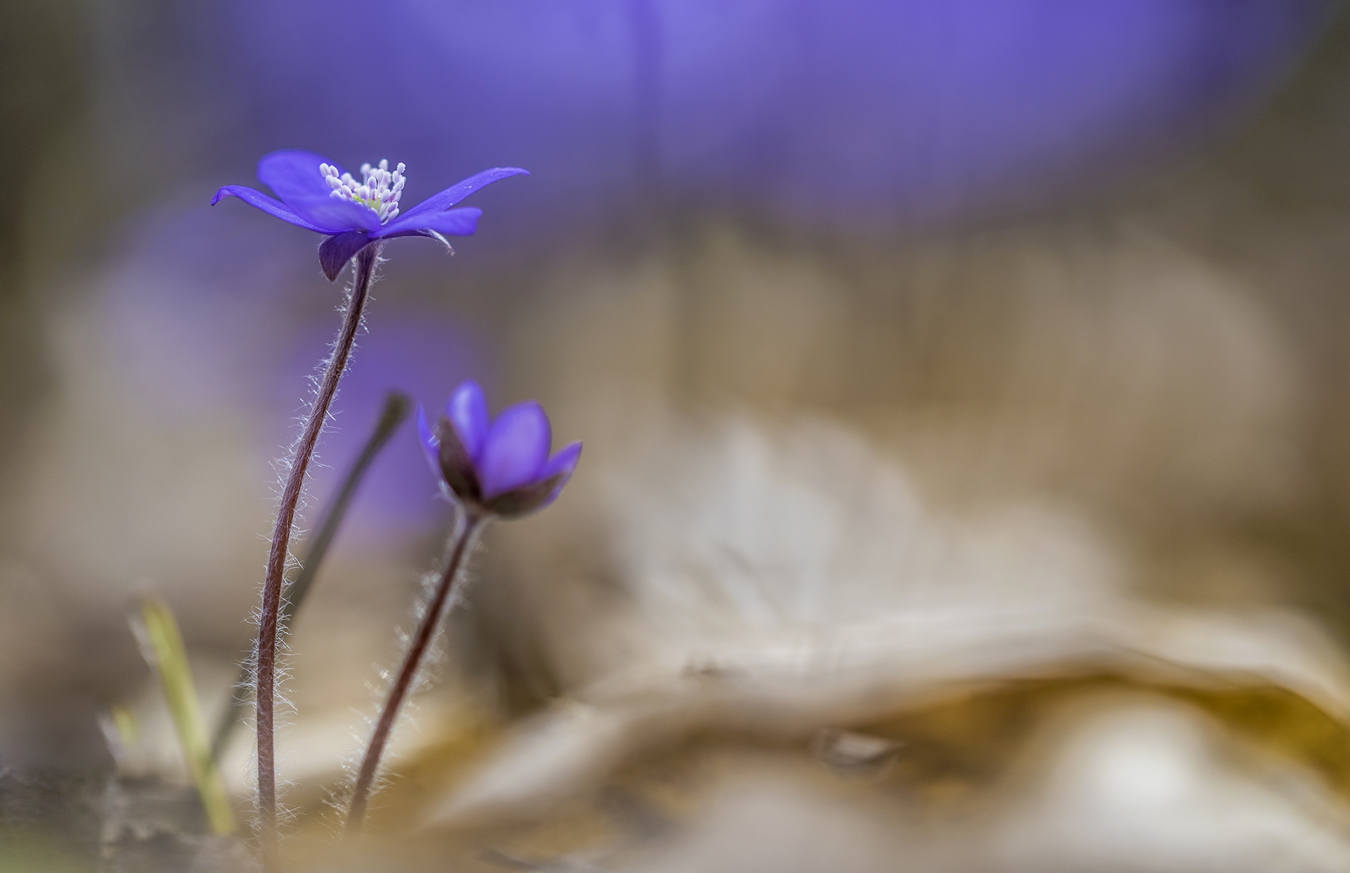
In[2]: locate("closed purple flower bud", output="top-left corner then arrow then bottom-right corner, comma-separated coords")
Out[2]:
418,380 -> 580,518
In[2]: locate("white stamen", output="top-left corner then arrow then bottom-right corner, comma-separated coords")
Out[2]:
319,158 -> 409,224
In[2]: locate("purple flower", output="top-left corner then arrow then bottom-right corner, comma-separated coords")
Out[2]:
211,149 -> 527,280
418,380 -> 581,518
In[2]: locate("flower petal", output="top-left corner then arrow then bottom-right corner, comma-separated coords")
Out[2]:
478,401 -> 551,499
384,167 -> 528,229
211,185 -> 327,232
257,149 -> 344,210
483,443 -> 578,516
283,195 -> 384,234
419,403 -> 481,502
446,380 -> 490,462
377,208 -> 482,239
317,231 -> 373,281
541,441 -> 582,485
389,228 -> 454,252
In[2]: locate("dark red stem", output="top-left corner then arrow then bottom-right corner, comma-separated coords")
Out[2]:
345,511 -> 486,835
256,244 -> 379,867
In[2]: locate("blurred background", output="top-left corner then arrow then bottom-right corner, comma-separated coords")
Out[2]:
7,1 -> 1350,870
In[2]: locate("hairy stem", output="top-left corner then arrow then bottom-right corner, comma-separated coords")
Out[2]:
346,510 -> 487,835
256,244 -> 380,865
213,390 -> 409,765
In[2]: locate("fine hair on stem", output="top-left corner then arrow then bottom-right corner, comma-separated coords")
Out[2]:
212,389 -> 410,765
345,508 -> 487,834
254,243 -> 381,865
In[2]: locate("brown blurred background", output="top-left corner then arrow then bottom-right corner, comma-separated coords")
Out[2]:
6,2 -> 1350,870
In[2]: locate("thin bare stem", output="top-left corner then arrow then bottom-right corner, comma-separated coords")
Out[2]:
256,244 -> 380,867
346,510 -> 487,835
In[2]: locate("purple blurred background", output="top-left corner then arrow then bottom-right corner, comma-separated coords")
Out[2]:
195,1 -> 1332,230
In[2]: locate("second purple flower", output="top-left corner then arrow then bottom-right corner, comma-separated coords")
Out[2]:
347,381 -> 580,832
417,380 -> 581,518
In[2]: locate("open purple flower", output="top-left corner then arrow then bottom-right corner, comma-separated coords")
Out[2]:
417,380 -> 581,518
212,149 -> 527,280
